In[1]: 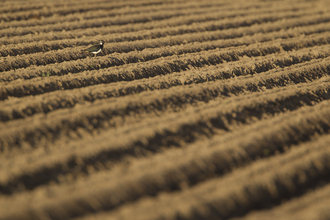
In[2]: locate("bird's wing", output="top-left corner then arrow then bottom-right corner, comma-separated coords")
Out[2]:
83,45 -> 99,52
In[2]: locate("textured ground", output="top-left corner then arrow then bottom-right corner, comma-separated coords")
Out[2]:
1,0 -> 330,219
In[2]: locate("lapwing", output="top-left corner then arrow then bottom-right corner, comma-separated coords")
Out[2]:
83,40 -> 104,57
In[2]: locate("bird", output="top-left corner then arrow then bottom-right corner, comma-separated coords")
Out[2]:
83,40 -> 104,57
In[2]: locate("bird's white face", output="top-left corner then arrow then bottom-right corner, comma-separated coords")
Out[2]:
100,41 -> 103,45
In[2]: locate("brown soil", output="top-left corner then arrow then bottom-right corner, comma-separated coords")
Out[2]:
1,0 -> 330,219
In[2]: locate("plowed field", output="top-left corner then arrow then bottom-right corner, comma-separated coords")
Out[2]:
1,0 -> 330,219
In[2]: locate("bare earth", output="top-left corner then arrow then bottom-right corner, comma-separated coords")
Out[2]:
1,0 -> 330,219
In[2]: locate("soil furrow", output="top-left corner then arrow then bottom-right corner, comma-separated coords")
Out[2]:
1,41 -> 329,101
77,135 -> 330,220
2,98 -> 330,220
0,5 -> 325,46
0,1 -> 247,30
0,5 -> 45,14
2,1 -> 330,219
1,12 -> 329,71
1,46 -> 330,122
1,77 -> 330,195
236,183 -> 330,220
0,0 -> 118,14
1,14 -> 330,73
0,4 -> 298,56
1,56 -> 330,152
0,0 -> 173,22
0,3 -> 260,38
